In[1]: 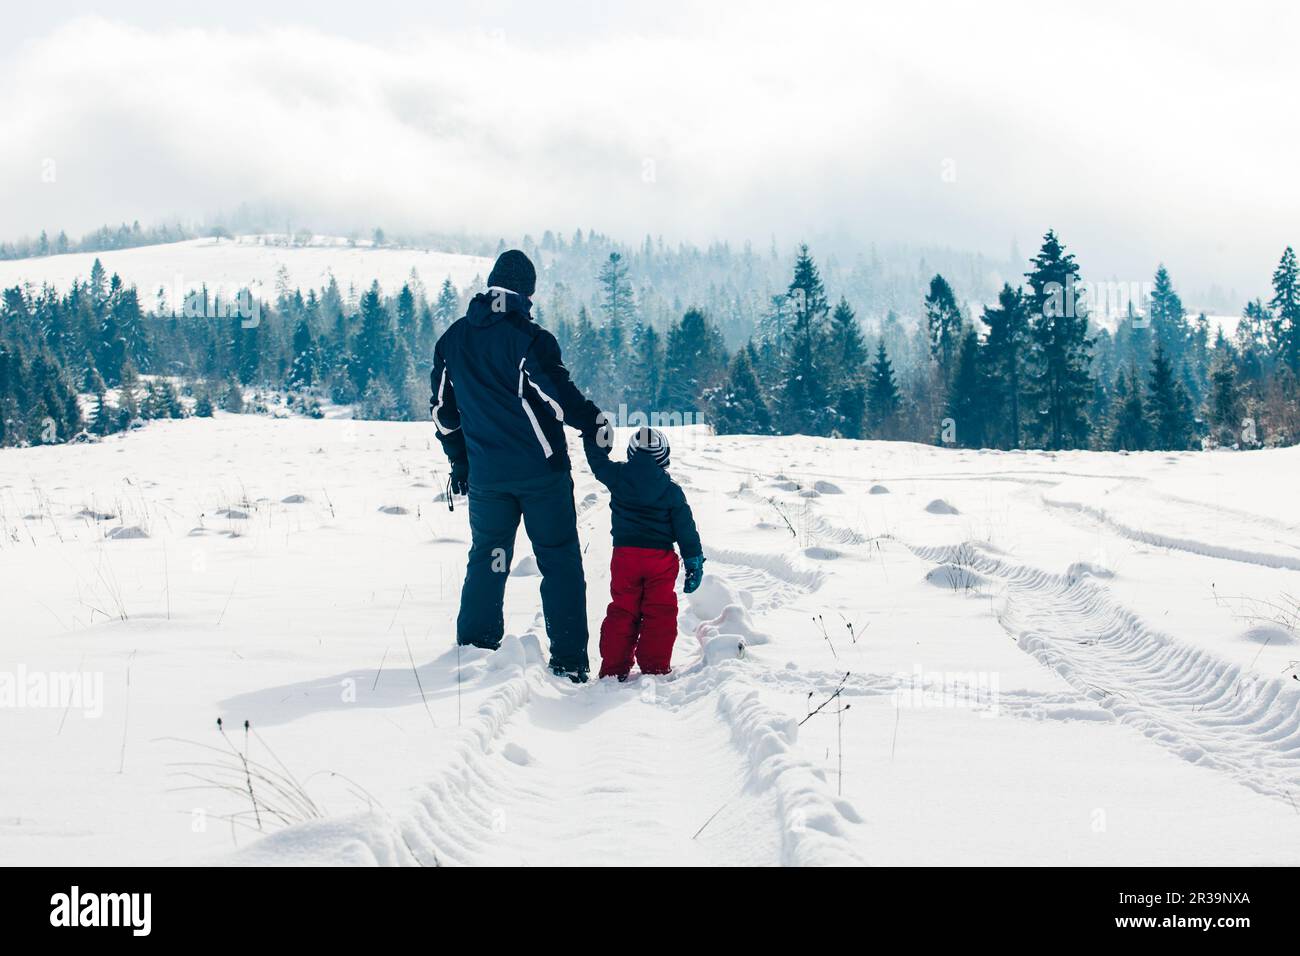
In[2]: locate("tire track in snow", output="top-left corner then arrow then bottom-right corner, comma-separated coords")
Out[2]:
911,541 -> 1300,805
1041,492 -> 1300,572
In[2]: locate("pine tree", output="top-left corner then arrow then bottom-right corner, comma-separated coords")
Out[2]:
778,245 -> 832,434
945,328 -> 987,447
1269,246 -> 1300,371
1109,366 -> 1150,451
1147,343 -> 1195,450
1207,355 -> 1242,447
628,322 -> 663,420
866,340 -> 902,437
221,375 -> 244,413
599,252 -> 635,327
396,284 -> 418,349
980,283 -> 1030,448
713,346 -> 772,435
1025,230 -> 1094,449
829,297 -> 867,381
288,318 -> 317,388
351,281 -> 393,392
660,309 -> 725,417
924,274 -> 964,378
82,366 -> 108,435
1147,265 -> 1188,370
116,362 -> 141,427
433,278 -> 460,336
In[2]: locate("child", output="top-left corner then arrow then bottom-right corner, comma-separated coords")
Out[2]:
583,425 -> 705,680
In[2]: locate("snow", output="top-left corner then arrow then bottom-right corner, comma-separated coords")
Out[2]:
0,236 -> 493,304
2,419 -> 1299,865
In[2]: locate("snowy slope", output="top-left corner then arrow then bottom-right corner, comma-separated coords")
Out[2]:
2,420 -> 1299,865
0,236 -> 493,305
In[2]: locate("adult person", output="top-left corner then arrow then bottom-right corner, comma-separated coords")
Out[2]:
429,249 -> 604,682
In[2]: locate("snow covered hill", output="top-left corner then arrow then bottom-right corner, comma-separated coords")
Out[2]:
0,236 -> 493,305
2,420 -> 1299,865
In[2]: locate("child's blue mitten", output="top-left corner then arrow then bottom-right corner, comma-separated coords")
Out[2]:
683,555 -> 705,594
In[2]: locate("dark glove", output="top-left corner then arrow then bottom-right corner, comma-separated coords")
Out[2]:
449,458 -> 469,497
683,554 -> 705,594
592,410 -> 613,449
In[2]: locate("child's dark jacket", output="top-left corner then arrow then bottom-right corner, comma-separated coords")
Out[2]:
583,436 -> 703,559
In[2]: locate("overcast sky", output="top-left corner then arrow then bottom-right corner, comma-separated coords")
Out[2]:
2,1 -> 1297,300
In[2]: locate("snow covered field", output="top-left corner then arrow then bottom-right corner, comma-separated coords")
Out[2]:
0,236 -> 493,304
2,418 -> 1299,866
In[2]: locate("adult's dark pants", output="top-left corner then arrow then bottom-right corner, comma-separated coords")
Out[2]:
456,471 -> 590,673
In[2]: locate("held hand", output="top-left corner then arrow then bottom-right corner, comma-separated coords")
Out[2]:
593,410 -> 613,450
683,555 -> 705,594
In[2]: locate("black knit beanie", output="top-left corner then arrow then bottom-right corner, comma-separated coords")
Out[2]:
487,249 -> 537,298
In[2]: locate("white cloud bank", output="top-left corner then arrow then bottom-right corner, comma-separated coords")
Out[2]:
2,2 -> 1298,295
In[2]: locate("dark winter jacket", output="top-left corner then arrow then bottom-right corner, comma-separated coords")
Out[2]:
431,291 -> 602,486
583,435 -> 703,559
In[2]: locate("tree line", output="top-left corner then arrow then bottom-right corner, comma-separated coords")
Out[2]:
2,230 -> 1298,452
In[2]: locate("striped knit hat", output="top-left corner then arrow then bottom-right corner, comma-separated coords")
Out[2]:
628,426 -> 670,468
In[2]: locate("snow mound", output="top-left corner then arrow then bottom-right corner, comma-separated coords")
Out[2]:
510,555 -> 540,577
924,498 -> 960,515
804,546 -> 842,561
695,603 -> 771,646
813,480 -> 843,494
216,508 -> 249,519
281,494 -> 308,504
501,741 -> 532,766
76,508 -> 115,521
1239,624 -> 1297,645
700,634 -> 746,665
377,505 -> 409,515
925,563 -> 987,591
106,525 -> 149,540
686,575 -> 742,620
1067,561 -> 1115,580
486,634 -> 529,671
770,480 -> 800,491
868,484 -> 890,495
798,488 -> 820,498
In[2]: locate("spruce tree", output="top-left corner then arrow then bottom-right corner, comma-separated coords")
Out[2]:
351,281 -> 393,392
1147,265 -> 1188,370
980,283 -> 1030,448
433,278 -> 460,336
1147,343 -> 1195,450
1269,246 -> 1300,371
1109,366 -> 1150,451
924,274 -> 964,379
660,309 -> 725,417
714,347 -> 772,435
945,328 -> 987,448
1207,355 -> 1242,447
1025,230 -> 1094,449
866,340 -> 902,437
288,318 -> 317,388
829,297 -> 867,381
396,284 -> 418,350
778,245 -> 832,435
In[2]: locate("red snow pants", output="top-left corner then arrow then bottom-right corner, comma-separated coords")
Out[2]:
598,546 -> 680,678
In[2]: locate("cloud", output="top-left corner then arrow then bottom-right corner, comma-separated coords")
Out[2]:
2,4 -> 1298,297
